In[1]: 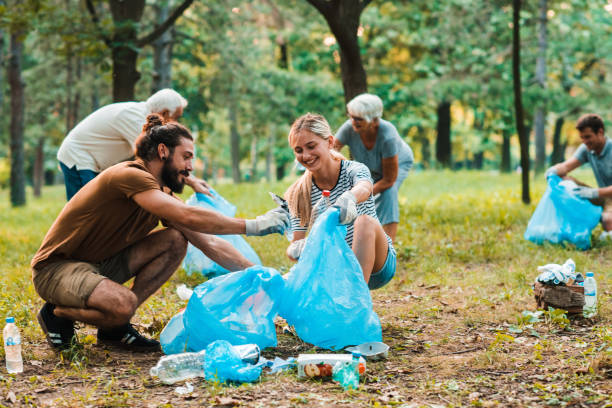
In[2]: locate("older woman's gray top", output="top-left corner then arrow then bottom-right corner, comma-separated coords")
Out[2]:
335,119 -> 413,182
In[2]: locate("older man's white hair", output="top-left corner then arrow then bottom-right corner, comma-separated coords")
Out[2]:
346,93 -> 383,123
145,89 -> 188,115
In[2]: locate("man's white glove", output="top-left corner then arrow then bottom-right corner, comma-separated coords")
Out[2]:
333,191 -> 358,225
245,207 -> 290,236
286,239 -> 306,260
572,186 -> 599,199
544,167 -> 557,180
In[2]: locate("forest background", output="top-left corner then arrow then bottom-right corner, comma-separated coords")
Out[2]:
0,0 -> 612,206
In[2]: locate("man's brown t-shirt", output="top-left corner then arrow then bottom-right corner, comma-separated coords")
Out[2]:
31,160 -> 162,271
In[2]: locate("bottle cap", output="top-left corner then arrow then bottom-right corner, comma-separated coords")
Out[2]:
322,190 -> 330,197
5,317 -> 14,323
586,271 -> 594,277
351,352 -> 361,359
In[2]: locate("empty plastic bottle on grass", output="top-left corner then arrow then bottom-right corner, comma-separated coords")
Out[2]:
150,344 -> 260,384
583,272 -> 597,318
3,317 -> 23,374
332,352 -> 361,390
310,190 -> 331,227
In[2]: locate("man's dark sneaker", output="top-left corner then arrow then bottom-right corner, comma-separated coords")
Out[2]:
97,323 -> 160,352
37,303 -> 77,350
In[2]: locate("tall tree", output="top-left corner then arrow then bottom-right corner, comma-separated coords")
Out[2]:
8,29 -> 26,206
513,0 -> 530,204
85,0 -> 193,102
533,0 -> 548,173
305,0 -> 371,102
435,101 -> 452,168
151,0 -> 174,92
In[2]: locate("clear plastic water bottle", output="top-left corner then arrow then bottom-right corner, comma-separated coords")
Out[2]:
150,344 -> 260,384
583,272 -> 597,318
150,350 -> 206,384
310,190 -> 331,228
3,317 -> 23,374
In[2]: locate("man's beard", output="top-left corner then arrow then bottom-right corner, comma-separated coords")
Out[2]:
161,158 -> 188,193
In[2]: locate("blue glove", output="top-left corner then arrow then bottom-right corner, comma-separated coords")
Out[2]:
333,191 -> 358,225
245,207 -> 290,236
572,186 -> 599,199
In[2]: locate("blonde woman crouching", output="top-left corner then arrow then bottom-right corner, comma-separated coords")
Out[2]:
284,113 -> 396,289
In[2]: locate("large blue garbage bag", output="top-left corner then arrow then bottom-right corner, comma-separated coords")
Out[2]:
524,174 -> 602,250
182,191 -> 261,278
183,266 -> 284,351
279,207 -> 382,350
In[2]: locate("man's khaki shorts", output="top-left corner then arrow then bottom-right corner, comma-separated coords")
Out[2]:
32,247 -> 133,309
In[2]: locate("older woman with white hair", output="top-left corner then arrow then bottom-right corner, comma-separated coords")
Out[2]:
334,93 -> 413,242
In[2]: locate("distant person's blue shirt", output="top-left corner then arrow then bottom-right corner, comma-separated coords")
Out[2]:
574,138 -> 612,187
335,119 -> 413,182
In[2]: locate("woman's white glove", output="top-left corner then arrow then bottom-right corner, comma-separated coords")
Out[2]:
333,191 -> 358,225
286,239 -> 306,260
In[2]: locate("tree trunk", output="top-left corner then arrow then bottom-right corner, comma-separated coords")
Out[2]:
435,101 -> 452,168
550,116 -> 567,165
33,137 -> 44,197
91,85 -> 100,111
109,0 -> 146,101
306,0 -> 369,103
152,1 -> 174,92
501,130 -> 511,173
419,129 -> 430,169
513,0 -> 530,204
266,131 -> 274,181
8,30 -> 26,207
533,0 -> 548,174
65,48 -> 74,132
73,56 -> 82,124
229,102 -> 241,183
250,134 -> 258,182
0,25 -> 4,132
276,163 -> 286,181
473,152 -> 484,170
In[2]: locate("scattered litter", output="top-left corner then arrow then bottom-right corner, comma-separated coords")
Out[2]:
176,284 -> 193,301
268,356 -> 296,373
297,353 -> 366,378
535,259 -> 581,286
345,342 -> 389,361
203,340 -> 262,383
174,382 -> 193,395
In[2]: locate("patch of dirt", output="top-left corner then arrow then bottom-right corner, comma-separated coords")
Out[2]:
2,287 -> 611,407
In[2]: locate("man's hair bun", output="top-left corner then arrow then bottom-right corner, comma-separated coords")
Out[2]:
143,113 -> 165,133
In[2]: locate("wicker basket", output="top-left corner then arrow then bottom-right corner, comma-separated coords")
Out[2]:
534,281 -> 585,315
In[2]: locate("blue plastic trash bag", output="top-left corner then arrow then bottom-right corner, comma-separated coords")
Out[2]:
279,207 -> 382,350
160,310 -> 188,355
204,340 -> 261,383
525,174 -> 602,250
182,191 -> 261,278
184,266 -> 284,351
189,189 -> 236,217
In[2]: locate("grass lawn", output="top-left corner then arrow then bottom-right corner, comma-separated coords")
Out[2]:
0,169 -> 610,407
